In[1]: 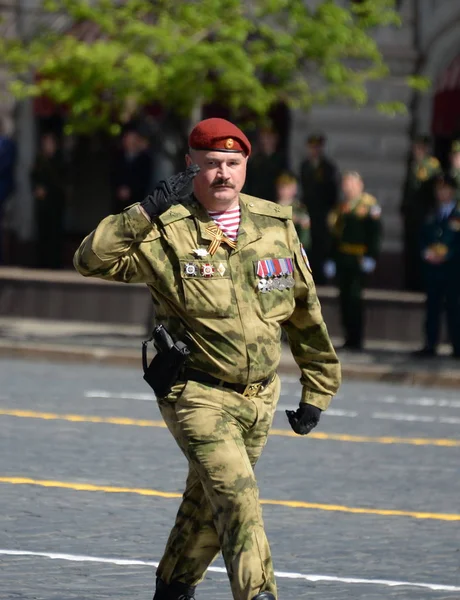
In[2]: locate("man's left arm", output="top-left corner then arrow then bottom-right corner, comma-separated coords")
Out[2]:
282,221 -> 341,412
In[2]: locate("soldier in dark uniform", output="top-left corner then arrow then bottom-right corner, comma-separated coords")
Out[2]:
324,171 -> 382,350
31,132 -> 67,269
414,173 -> 460,358
401,135 -> 440,290
448,140 -> 460,190
111,127 -> 152,212
244,127 -> 286,202
299,133 -> 339,284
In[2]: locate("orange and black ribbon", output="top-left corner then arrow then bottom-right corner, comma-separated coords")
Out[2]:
205,224 -> 237,255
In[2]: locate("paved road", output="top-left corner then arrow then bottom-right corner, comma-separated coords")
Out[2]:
0,359 -> 459,600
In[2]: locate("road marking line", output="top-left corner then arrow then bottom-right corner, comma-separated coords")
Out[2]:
378,396 -> 460,409
87,389 -> 460,413
2,408 -> 460,447
85,390 -> 156,401
1,477 -> 459,521
1,549 -> 459,592
84,391 -> 460,424
276,405 -> 358,417
373,412 -> 460,425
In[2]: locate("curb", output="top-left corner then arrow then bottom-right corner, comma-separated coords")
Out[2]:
1,340 -> 460,389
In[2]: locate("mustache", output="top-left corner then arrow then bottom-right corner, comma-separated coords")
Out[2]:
212,179 -> 234,188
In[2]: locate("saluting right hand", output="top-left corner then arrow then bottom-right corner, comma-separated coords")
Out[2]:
140,164 -> 200,219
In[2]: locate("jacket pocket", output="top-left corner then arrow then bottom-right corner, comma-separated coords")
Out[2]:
179,260 -> 236,318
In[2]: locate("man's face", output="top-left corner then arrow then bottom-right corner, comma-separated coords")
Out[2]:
413,143 -> 427,161
41,134 -> 57,156
277,181 -> 297,204
436,182 -> 455,204
451,152 -> 460,170
186,150 -> 247,207
259,131 -> 277,155
122,132 -> 139,154
307,143 -> 322,160
341,175 -> 363,200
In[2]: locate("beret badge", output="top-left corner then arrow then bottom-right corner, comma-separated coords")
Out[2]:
225,138 -> 234,149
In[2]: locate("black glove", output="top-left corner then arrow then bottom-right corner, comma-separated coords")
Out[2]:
140,164 -> 200,219
286,403 -> 322,435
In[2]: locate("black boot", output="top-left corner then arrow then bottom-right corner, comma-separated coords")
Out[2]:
153,578 -> 196,600
251,593 -> 276,600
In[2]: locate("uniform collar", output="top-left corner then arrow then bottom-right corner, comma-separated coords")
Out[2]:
186,195 -> 259,250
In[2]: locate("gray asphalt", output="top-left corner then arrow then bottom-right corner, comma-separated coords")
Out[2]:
0,358 -> 459,600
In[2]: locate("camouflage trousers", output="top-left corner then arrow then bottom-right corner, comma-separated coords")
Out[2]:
156,374 -> 281,600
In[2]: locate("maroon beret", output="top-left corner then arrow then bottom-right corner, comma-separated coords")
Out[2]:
189,118 -> 251,157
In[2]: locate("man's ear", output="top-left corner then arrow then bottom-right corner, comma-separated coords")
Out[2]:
185,154 -> 192,167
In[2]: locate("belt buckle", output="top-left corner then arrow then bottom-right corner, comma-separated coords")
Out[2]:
243,382 -> 262,398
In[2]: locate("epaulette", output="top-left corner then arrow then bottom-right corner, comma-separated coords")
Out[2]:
241,194 -> 292,220
361,192 -> 377,206
158,202 -> 193,226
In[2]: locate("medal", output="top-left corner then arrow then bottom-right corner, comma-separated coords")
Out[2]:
271,277 -> 281,290
285,276 -> 295,288
193,248 -> 209,257
184,263 -> 198,276
217,263 -> 226,277
278,278 -> 286,291
201,263 -> 215,278
258,278 -> 270,293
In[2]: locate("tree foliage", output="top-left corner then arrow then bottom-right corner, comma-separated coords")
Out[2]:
0,0 -> 418,134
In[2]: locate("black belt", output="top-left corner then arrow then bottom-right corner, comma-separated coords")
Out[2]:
181,367 -> 273,398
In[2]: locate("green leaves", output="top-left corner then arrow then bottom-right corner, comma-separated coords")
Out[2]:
0,0 -> 415,133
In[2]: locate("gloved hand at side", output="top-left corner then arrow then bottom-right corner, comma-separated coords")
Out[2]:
140,164 -> 200,219
361,256 -> 376,274
323,260 -> 336,279
285,403 -> 322,435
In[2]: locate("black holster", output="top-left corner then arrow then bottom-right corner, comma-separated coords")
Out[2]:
142,325 -> 190,398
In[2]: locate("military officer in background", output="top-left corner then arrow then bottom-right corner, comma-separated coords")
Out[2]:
275,172 -> 311,250
401,135 -> 440,291
414,173 -> 460,358
324,171 -> 382,350
299,133 -> 339,284
448,140 -> 460,190
74,118 -> 341,600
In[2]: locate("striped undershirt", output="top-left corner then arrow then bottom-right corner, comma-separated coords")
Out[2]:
208,205 -> 241,241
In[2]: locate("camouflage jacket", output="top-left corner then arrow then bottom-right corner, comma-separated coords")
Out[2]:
74,193 -> 341,410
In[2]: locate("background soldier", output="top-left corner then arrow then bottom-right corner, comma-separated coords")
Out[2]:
244,127 -> 286,202
30,132 -> 67,269
448,139 -> 460,190
401,135 -> 440,290
299,133 -> 339,284
74,118 -> 341,600
414,173 -> 460,358
324,171 -> 382,351
111,127 -> 152,212
275,172 -> 311,250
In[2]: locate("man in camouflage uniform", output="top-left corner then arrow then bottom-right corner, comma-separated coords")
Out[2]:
74,118 -> 341,600
324,171 -> 382,350
401,135 -> 440,290
414,173 -> 460,358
